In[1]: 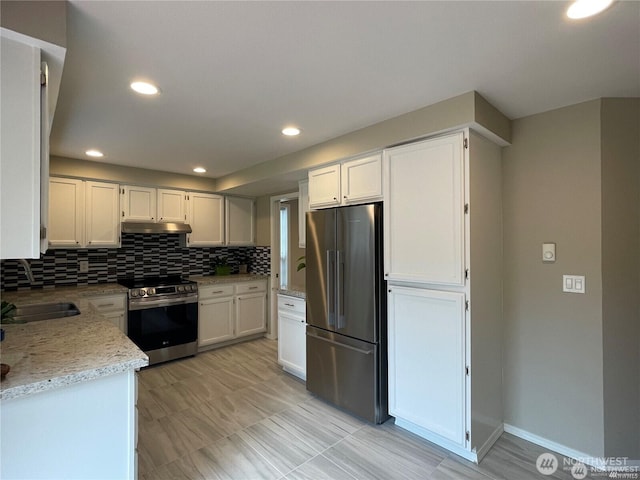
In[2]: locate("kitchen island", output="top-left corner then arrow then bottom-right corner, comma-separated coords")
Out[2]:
1,285 -> 148,480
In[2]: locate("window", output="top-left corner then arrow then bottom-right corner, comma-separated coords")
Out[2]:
279,204 -> 289,288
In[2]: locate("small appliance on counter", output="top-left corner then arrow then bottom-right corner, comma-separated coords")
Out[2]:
117,276 -> 198,365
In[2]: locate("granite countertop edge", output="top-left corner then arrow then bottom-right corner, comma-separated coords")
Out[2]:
1,284 -> 148,402
278,289 -> 306,299
189,273 -> 269,286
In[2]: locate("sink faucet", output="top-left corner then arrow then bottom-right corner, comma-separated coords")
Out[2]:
18,259 -> 35,283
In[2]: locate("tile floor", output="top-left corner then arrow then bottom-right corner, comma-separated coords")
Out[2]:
137,338 -> 580,480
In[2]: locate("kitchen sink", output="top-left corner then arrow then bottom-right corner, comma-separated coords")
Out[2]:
11,302 -> 81,322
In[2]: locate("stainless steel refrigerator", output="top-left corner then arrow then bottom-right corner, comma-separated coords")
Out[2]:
305,203 -> 388,424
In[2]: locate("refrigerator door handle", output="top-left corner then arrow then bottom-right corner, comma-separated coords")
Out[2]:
307,330 -> 374,355
336,250 -> 344,329
326,250 -> 335,327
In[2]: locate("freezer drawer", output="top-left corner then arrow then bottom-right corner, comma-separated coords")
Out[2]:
306,325 -> 385,423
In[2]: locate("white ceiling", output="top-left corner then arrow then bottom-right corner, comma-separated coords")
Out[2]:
50,0 -> 639,190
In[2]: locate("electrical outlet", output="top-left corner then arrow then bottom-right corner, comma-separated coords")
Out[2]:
79,260 -> 89,273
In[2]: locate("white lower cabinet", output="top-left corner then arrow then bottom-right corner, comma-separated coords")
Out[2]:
198,285 -> 235,347
198,280 -> 267,350
277,294 -> 306,380
236,282 -> 267,337
388,286 -> 466,447
88,294 -> 127,334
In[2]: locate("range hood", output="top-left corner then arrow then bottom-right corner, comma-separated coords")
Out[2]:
121,222 -> 192,234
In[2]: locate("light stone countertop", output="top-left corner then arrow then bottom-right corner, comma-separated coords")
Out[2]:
188,273 -> 269,286
1,284 -> 148,402
278,288 -> 306,300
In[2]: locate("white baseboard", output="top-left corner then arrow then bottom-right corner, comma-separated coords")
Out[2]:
503,424 -> 604,470
476,424 -> 504,462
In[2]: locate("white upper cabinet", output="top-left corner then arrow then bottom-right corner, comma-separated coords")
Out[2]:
298,180 -> 309,248
49,178 -> 84,248
121,185 -> 156,222
341,153 -> 382,204
0,35 -> 43,259
383,133 -> 465,286
308,152 -> 382,209
225,196 -> 255,246
85,181 -> 120,248
157,188 -> 186,223
186,192 -> 224,247
308,164 -> 341,208
49,178 -> 120,249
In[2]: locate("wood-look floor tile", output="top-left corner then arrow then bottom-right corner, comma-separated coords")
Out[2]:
155,434 -> 282,480
146,383 -> 197,414
473,440 -> 575,480
156,407 -> 225,455
269,401 -> 363,451
236,416 -> 320,474
430,457 -> 497,480
190,398 -> 245,438
323,423 -> 445,480
137,387 -> 172,421
285,454 -> 358,480
299,397 -> 366,434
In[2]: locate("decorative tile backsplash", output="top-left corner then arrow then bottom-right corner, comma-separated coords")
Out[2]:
0,234 -> 271,291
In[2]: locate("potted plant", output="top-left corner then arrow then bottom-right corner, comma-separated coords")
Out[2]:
212,256 -> 231,276
296,255 -> 306,272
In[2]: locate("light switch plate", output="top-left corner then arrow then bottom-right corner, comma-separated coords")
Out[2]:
563,275 -> 585,293
542,242 -> 556,262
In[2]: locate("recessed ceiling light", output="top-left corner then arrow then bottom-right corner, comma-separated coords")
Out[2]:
130,81 -> 160,95
282,127 -> 301,136
193,167 -> 206,173
566,0 -> 613,19
85,149 -> 104,158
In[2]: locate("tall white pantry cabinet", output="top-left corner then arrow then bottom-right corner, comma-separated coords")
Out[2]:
384,130 -> 503,463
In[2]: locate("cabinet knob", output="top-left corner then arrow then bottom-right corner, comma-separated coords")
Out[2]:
343,195 -> 347,199
333,197 -> 337,201
76,241 -> 79,245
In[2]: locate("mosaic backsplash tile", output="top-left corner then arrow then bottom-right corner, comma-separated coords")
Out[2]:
0,234 -> 271,291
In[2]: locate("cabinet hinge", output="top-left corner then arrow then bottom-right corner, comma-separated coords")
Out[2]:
465,269 -> 469,280
465,300 -> 469,311
40,71 -> 47,86
465,431 -> 470,441
463,138 -> 468,149
40,226 -> 47,239
122,211 -> 125,217
465,366 -> 470,376
464,203 -> 469,214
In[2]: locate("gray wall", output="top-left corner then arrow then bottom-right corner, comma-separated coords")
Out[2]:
503,98 -> 640,458
502,100 -> 605,456
600,98 -> 640,457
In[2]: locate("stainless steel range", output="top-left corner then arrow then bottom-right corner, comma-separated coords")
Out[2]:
118,276 -> 198,365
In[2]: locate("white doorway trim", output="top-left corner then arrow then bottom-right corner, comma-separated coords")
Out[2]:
268,191 -> 299,340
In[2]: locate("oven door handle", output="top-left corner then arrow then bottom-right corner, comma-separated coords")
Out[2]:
128,295 -> 198,311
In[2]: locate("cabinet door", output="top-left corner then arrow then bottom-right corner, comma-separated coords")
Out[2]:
199,296 -> 235,346
0,35 -> 42,259
121,185 -> 156,222
384,132 -> 465,286
157,189 -> 185,223
308,164 -> 341,209
341,153 -> 382,204
101,311 -> 126,334
388,286 -> 466,447
235,292 -> 266,337
85,181 -> 120,248
49,178 -> 84,248
278,311 -> 306,379
186,192 -> 224,247
225,196 -> 255,246
298,180 -> 309,248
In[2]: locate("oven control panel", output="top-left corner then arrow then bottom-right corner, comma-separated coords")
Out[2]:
129,283 -> 198,298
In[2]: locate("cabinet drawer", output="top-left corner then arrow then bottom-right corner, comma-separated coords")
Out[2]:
277,295 -> 305,316
236,281 -> 267,294
198,284 -> 235,299
88,294 -> 126,312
